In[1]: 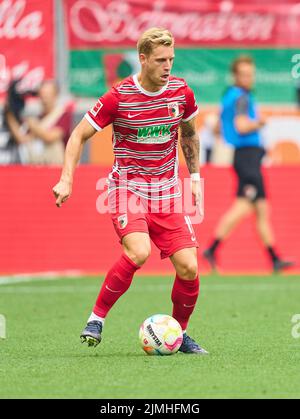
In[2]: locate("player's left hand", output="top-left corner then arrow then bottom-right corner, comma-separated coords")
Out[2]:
191,179 -> 204,218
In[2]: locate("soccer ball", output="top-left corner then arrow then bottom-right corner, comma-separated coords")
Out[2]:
139,314 -> 183,355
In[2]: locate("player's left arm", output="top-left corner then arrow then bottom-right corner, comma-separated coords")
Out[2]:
180,116 -> 199,174
180,116 -> 202,212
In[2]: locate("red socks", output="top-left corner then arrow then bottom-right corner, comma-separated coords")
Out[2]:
93,253 -> 140,318
93,254 -> 199,331
171,274 -> 200,331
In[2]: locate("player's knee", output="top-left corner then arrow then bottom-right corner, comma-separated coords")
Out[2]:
177,260 -> 198,280
125,247 -> 151,266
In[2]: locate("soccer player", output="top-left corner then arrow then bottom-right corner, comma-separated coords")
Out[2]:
53,28 -> 208,354
203,55 -> 293,273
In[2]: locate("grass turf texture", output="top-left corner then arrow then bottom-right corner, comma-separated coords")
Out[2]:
0,274 -> 300,399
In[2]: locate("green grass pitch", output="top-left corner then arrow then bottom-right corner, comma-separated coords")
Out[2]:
0,274 -> 300,399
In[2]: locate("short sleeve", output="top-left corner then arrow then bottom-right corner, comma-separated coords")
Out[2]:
85,89 -> 119,131
182,85 -> 198,122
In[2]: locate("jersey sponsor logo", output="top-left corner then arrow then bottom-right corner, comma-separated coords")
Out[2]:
137,124 -> 171,144
168,102 -> 179,118
118,214 -> 128,229
128,112 -> 143,118
90,100 -> 103,117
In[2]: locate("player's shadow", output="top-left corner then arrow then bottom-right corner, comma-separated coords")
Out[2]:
71,352 -> 152,358
66,350 -> 175,359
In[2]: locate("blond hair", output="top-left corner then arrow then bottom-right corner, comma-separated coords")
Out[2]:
137,28 -> 174,56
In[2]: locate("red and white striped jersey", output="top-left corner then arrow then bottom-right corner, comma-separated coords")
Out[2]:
85,74 -> 198,201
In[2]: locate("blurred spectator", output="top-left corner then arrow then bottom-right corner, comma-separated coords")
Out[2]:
4,80 -> 74,165
199,113 -> 218,164
0,109 -> 20,164
199,112 -> 234,166
0,79 -> 26,164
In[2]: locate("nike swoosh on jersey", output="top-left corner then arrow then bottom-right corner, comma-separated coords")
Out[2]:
105,285 -> 121,293
183,303 -> 196,308
128,112 -> 143,118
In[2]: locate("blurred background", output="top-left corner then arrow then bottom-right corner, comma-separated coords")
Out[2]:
0,0 -> 299,276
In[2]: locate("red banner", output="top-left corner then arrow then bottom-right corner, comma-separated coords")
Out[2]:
0,165 -> 298,275
65,0 -> 300,48
0,0 -> 54,99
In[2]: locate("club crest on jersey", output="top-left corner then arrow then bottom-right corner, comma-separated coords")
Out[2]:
118,214 -> 128,230
168,102 -> 179,118
90,100 -> 103,117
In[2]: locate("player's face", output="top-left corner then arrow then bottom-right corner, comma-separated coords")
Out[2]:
140,45 -> 175,87
234,63 -> 255,90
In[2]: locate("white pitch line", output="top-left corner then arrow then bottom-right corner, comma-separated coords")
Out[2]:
0,271 -> 85,286
0,277 -> 48,286
1,283 -> 300,294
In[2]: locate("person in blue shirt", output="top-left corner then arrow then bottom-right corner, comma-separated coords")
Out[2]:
203,55 -> 293,272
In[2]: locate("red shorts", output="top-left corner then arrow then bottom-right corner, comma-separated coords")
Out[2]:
108,189 -> 199,259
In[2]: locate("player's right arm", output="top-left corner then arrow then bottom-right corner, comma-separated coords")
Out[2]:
234,94 -> 266,134
53,88 -> 119,207
52,118 -> 96,207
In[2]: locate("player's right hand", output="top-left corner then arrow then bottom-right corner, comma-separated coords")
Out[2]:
52,180 -> 72,208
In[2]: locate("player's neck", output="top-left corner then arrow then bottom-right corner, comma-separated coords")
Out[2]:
137,72 -> 167,93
